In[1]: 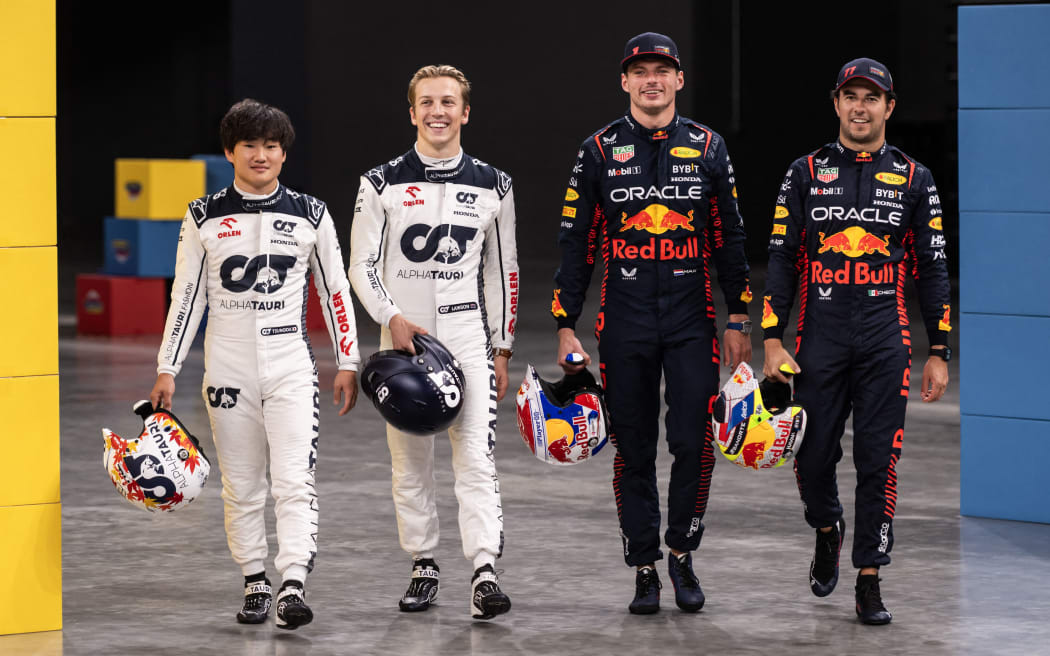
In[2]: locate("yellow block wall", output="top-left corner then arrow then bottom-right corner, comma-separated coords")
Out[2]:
0,0 -> 61,636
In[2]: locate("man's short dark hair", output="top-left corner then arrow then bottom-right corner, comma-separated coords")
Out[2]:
220,98 -> 296,152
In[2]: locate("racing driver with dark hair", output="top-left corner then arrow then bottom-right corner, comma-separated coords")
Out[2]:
553,32 -> 753,615
761,57 -> 951,625
151,98 -> 360,630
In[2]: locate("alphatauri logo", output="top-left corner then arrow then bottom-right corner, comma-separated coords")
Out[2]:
207,386 -> 241,409
400,224 -> 478,264
220,255 -> 297,293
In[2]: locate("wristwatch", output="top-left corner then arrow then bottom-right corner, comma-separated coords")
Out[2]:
727,319 -> 752,335
493,347 -> 513,359
928,346 -> 952,362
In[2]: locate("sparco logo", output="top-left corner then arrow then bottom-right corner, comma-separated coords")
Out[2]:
400,224 -> 478,264
206,386 -> 241,408
220,254 -> 297,293
610,185 -> 703,202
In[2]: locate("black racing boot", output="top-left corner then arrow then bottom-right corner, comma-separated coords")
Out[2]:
235,576 -> 272,624
399,558 -> 440,612
810,517 -> 846,597
667,552 -> 705,612
470,564 -> 511,620
275,580 -> 313,630
855,573 -> 893,625
628,566 -> 661,615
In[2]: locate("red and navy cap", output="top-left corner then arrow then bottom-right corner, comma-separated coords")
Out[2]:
622,32 -> 681,72
835,57 -> 893,93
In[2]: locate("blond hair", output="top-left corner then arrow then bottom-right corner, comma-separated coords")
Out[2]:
407,65 -> 472,106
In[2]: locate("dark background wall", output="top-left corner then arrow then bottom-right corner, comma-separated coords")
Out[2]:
57,0 -> 961,279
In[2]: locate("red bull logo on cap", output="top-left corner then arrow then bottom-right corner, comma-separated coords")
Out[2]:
817,226 -> 891,258
620,205 -> 694,234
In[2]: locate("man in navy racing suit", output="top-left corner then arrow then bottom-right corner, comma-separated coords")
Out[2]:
761,58 -> 951,625
553,32 -> 753,615
150,99 -> 360,630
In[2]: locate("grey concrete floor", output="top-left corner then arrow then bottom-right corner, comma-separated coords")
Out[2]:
5,258 -> 1049,655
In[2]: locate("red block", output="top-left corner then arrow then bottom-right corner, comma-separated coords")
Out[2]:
76,274 -> 167,335
306,279 -> 328,333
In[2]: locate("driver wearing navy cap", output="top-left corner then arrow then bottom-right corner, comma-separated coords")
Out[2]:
551,31 -> 753,615
762,56 -> 951,626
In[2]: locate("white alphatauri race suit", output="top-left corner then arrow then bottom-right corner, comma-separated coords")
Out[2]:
348,147 -> 518,569
158,182 -> 360,583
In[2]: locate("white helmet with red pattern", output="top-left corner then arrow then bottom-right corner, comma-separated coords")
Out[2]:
516,365 -> 610,466
102,401 -> 211,512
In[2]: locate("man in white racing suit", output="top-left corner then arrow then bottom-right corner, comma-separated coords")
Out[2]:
348,65 -> 518,620
150,99 -> 360,631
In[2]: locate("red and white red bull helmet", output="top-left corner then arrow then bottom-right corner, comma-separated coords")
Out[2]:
711,363 -> 807,471
102,400 -> 211,512
516,365 -> 610,466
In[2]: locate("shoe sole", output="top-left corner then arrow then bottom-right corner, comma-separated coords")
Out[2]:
399,600 -> 433,612
276,608 -> 314,630
472,597 -> 511,620
400,586 -> 438,612
857,614 -> 893,625
628,604 -> 660,615
675,600 -> 704,612
236,614 -> 269,625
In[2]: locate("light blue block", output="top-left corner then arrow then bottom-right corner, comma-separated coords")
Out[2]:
961,414 -> 1050,523
960,212 -> 1050,316
102,217 -> 182,278
960,314 -> 1050,421
959,4 -> 1050,109
958,109 -> 1050,213
191,154 -> 234,195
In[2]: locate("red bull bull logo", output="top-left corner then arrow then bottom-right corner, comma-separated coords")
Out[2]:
620,205 -> 694,234
544,417 -> 585,464
939,304 -> 951,332
741,441 -> 768,468
551,289 -> 567,318
761,296 -> 779,329
817,226 -> 891,258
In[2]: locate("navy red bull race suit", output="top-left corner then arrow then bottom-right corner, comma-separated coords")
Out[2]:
762,141 -> 951,568
552,114 -> 752,566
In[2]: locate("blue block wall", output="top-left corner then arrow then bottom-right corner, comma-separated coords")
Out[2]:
102,217 -> 181,278
958,4 -> 1050,524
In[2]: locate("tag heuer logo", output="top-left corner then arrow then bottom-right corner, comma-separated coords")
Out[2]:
816,167 -> 839,183
612,145 -> 635,163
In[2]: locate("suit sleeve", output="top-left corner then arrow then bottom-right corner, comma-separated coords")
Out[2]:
310,207 -> 360,371
762,161 -> 808,341
348,176 -> 403,328
157,209 -> 208,376
907,167 -> 951,347
707,138 -> 752,315
483,185 -> 519,351
552,141 -> 603,331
